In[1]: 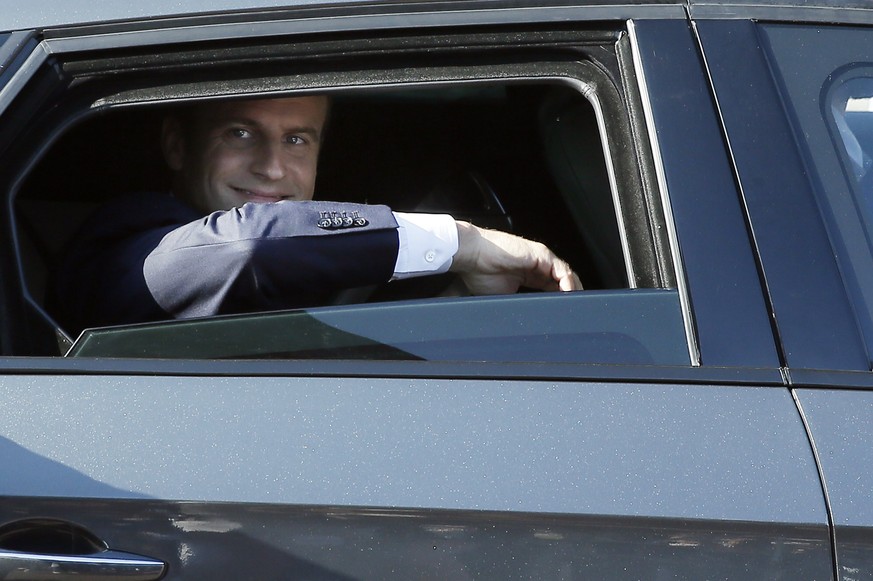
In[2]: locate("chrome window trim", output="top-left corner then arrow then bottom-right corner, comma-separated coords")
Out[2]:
628,19 -> 700,366
36,4 -> 685,53
0,41 -> 48,117
690,3 -> 873,24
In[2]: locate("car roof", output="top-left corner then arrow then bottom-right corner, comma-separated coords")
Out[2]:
3,0 -> 675,31
3,0 -> 872,35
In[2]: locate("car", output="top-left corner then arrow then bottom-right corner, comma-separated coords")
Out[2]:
0,0 -> 871,578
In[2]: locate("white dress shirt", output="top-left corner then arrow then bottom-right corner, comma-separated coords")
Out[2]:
392,212 -> 459,279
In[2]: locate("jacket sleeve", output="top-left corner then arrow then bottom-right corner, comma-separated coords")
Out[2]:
143,200 -> 400,318
55,194 -> 400,331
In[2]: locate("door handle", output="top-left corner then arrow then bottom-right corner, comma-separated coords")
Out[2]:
0,547 -> 166,580
0,518 -> 166,581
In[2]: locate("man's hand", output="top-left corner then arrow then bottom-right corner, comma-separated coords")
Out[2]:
449,221 -> 583,295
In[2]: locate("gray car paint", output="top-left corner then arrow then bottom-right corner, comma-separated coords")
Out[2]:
0,375 -> 824,523
795,389 -> 873,528
795,389 -> 873,579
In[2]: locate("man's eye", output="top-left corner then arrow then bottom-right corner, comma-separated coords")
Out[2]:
228,128 -> 252,139
285,135 -> 306,145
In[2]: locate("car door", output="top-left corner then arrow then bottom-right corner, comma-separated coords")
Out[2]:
0,2 -> 834,579
694,3 -> 873,579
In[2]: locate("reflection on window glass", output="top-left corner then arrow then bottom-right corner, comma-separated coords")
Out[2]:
831,78 -> 873,193
826,75 -> 873,363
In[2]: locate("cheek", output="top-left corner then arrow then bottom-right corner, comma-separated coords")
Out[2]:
201,148 -> 248,180
285,156 -> 318,198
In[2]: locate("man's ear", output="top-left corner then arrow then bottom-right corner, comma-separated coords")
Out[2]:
161,116 -> 186,171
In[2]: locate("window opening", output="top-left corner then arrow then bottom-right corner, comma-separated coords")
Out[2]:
8,55 -> 684,365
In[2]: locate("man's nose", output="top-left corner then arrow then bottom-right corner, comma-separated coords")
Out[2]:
250,141 -> 286,180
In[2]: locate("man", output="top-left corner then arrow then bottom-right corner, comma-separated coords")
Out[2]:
55,95 -> 582,333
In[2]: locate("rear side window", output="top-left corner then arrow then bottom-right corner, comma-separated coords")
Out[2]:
762,24 -> 873,367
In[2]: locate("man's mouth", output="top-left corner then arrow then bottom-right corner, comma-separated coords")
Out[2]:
232,187 -> 291,203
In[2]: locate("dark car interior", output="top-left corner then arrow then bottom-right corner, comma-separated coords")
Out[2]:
13,81 -> 627,353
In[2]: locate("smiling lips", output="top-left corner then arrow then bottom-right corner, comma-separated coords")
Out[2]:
233,187 -> 290,203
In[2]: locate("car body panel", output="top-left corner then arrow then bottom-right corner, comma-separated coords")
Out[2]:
0,376 -> 824,522
630,19 -> 779,367
0,375 -> 830,577
0,498 -> 833,579
796,388 -> 873,579
795,389 -> 873,529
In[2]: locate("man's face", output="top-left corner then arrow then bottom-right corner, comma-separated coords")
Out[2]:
164,96 -> 329,213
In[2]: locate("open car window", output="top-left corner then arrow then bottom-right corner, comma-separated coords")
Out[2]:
7,28 -> 687,366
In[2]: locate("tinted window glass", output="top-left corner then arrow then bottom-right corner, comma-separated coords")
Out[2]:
68,290 -> 689,365
763,24 -> 873,366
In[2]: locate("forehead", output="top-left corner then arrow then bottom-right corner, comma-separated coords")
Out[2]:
196,96 -> 329,130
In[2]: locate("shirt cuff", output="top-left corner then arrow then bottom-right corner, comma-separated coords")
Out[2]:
392,212 -> 459,279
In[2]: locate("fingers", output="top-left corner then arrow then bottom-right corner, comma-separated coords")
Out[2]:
500,239 -> 583,293
552,259 -> 584,292
558,271 -> 583,291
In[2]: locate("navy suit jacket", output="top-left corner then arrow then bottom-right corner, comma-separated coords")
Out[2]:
54,193 -> 400,333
